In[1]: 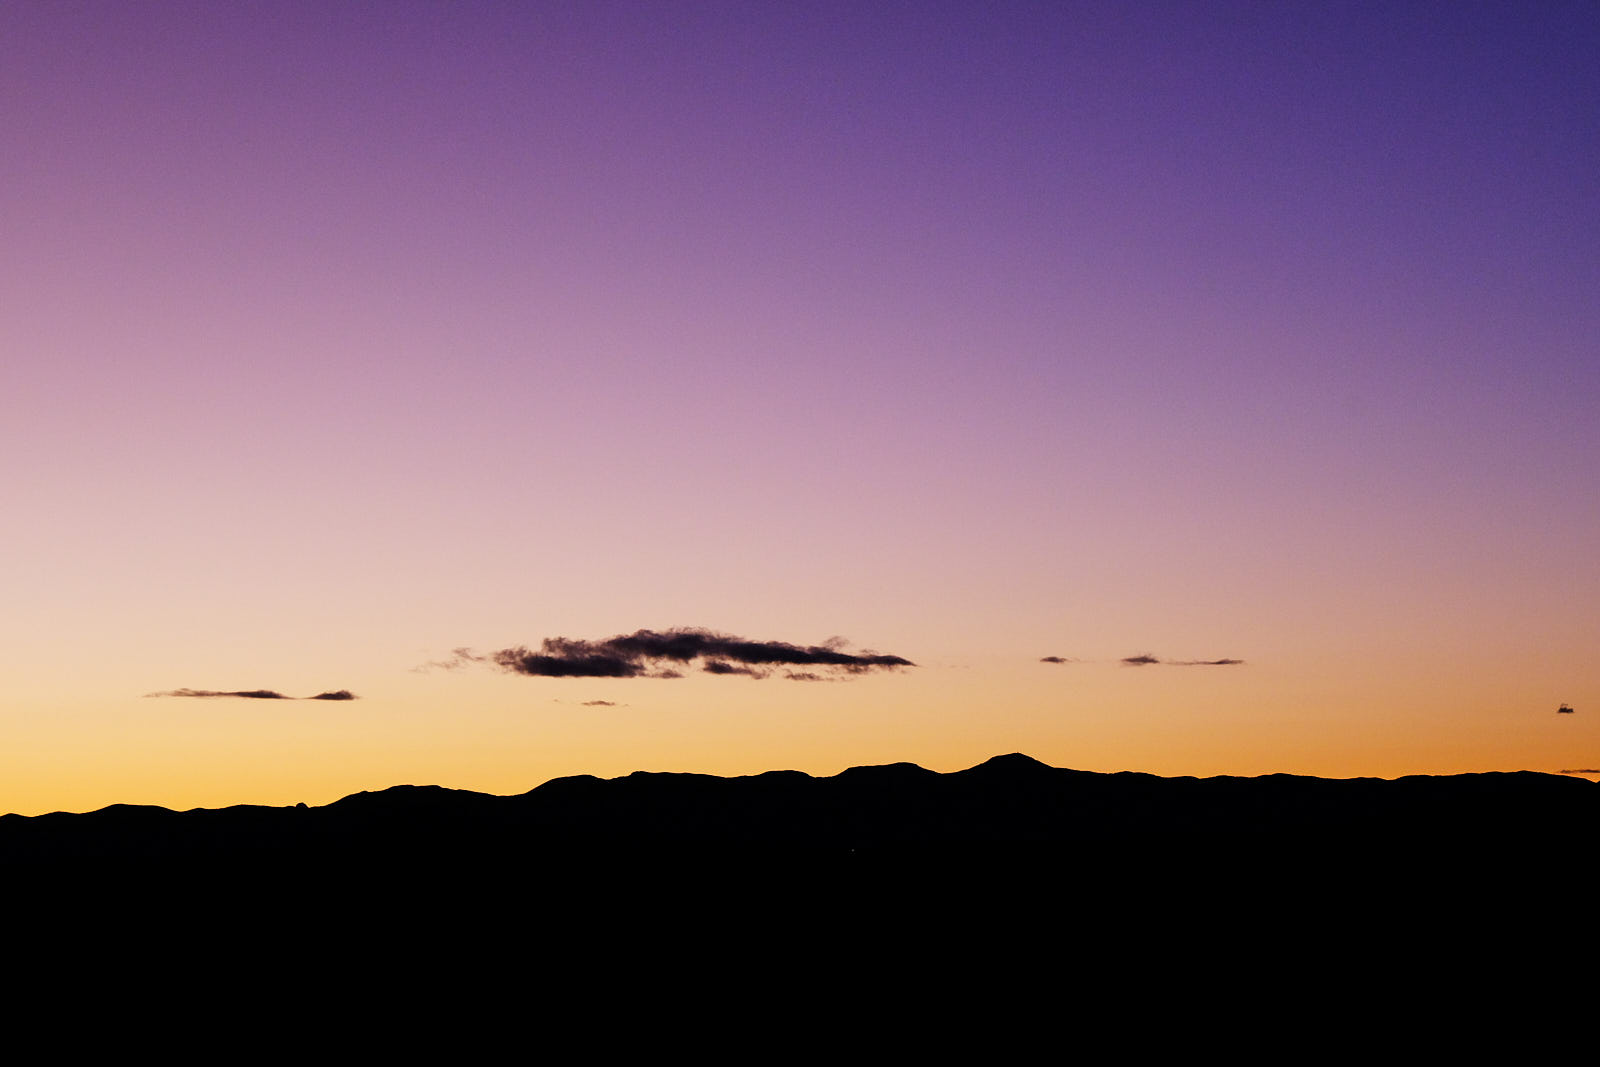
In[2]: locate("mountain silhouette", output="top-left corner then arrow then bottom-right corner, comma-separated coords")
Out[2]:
4,754 -> 1592,870
9,753 -> 1592,991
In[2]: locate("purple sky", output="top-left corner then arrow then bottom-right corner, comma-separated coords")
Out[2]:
3,2 -> 1596,813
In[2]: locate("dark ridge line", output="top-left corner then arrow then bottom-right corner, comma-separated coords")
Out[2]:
3,753 -> 1593,873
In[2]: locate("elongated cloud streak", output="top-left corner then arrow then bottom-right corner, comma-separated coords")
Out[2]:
146,688 -> 291,699
487,628 -> 914,681
411,648 -> 486,672
145,688 -> 359,700
1120,655 -> 1244,667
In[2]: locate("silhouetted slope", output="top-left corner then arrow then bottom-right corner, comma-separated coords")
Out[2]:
2,754 -> 1592,872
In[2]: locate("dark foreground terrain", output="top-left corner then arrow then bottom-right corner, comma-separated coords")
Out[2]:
7,753 -> 1592,1017
5,752 -> 1592,871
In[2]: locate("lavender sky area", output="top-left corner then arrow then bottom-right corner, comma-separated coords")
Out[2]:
3,2 -> 1596,814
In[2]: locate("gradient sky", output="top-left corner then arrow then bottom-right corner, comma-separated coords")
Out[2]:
4,1 -> 1596,815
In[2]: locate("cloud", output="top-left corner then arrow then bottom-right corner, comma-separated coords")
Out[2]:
411,648 -> 486,672
483,628 -> 914,681
581,700 -> 620,707
1040,656 -> 1072,664
145,688 -> 359,700
1558,769 -> 1600,775
1119,654 -> 1244,667
146,688 -> 292,699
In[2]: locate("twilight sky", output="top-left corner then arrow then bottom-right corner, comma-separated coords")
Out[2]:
4,1 -> 1596,815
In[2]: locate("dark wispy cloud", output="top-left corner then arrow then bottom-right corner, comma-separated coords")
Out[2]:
146,688 -> 358,700
1119,654 -> 1244,667
146,688 -> 289,699
1558,769 -> 1600,775
581,700 -> 619,707
411,648 -> 486,672
484,628 -> 914,681
1040,656 -> 1072,664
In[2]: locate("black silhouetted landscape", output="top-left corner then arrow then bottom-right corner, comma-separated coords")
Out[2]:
11,752 -> 1596,985
6,754 -> 1592,880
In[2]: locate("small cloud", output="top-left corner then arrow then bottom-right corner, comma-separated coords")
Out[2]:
146,688 -> 292,699
146,688 -> 358,700
1040,656 -> 1071,664
581,699 -> 619,707
1119,654 -> 1244,667
1558,704 -> 1575,714
1558,769 -> 1600,775
412,648 -> 486,673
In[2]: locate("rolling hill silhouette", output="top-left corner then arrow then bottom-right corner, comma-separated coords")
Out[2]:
4,753 -> 1592,870
10,752 -> 1594,993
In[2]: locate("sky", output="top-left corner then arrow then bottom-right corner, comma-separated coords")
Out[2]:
3,1 -> 1596,815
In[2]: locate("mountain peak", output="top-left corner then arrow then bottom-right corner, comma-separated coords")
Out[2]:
966,752 -> 1054,774
833,761 -> 938,781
